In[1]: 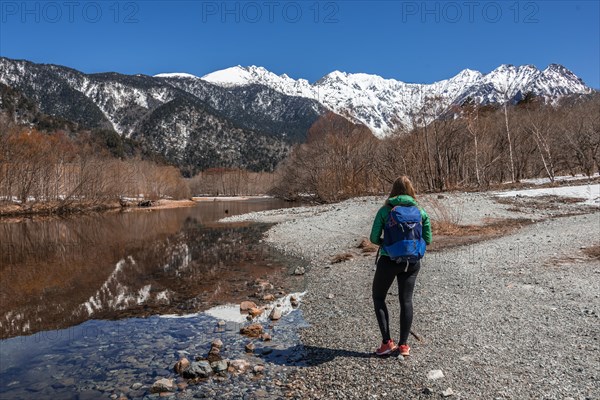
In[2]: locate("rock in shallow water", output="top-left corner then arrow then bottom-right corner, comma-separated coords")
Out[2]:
240,324 -> 263,337
207,343 -> 223,362
228,359 -> 250,373
253,365 -> 265,375
270,307 -> 282,320
174,357 -> 190,374
183,361 -> 213,379
211,360 -> 228,373
245,342 -> 256,353
151,378 -> 175,393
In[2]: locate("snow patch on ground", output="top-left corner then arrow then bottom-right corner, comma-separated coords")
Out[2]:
495,183 -> 600,206
518,173 -> 600,185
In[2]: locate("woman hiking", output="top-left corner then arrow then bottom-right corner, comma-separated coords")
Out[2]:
369,176 -> 432,356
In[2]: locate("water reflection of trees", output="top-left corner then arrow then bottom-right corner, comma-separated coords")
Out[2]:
0,206 -> 301,339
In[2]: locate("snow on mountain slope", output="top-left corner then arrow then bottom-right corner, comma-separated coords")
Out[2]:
154,72 -> 199,79
203,66 -> 315,97
200,64 -> 594,137
70,76 -> 176,135
0,57 -> 322,172
0,56 -> 594,142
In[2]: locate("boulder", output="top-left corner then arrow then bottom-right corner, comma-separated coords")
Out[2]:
293,266 -> 305,275
173,357 -> 190,375
269,307 -> 282,321
240,323 -> 263,337
262,294 -> 275,301
207,347 -> 222,363
211,339 -> 223,349
240,301 -> 258,312
228,359 -> 250,373
182,361 -> 213,379
150,378 -> 175,393
211,360 -> 229,373
253,365 -> 265,374
245,342 -> 256,353
261,333 -> 272,341
248,307 -> 263,318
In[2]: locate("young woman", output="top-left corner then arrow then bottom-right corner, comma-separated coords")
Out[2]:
369,176 -> 432,356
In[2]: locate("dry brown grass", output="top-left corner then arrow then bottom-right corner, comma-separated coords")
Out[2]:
331,252 -> 354,264
583,245 -> 600,260
421,196 -> 464,227
495,194 -> 587,210
429,218 -> 536,251
419,194 -> 537,251
357,238 -> 378,253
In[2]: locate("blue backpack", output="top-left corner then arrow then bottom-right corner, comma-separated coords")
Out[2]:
383,205 -> 426,263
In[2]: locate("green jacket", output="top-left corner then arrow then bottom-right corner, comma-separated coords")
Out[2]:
369,195 -> 432,257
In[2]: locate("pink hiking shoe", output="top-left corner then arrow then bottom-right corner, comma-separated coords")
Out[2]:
399,344 -> 410,356
375,340 -> 397,356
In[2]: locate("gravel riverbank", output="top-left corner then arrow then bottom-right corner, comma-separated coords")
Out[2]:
223,191 -> 600,399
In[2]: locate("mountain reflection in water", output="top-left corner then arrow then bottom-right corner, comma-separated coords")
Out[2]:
0,199 -> 304,339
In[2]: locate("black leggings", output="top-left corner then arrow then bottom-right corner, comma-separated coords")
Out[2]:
372,255 -> 420,344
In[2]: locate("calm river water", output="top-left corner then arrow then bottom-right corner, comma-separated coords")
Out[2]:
0,199 -> 308,399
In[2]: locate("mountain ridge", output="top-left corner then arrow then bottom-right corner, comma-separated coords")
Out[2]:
0,57 -> 594,173
199,63 -> 594,136
0,57 -> 333,174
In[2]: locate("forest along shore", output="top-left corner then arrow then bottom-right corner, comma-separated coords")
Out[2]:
222,188 -> 600,399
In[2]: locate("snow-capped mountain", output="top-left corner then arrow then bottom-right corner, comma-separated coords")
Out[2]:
0,57 -> 593,171
200,63 -> 593,136
0,57 -> 330,173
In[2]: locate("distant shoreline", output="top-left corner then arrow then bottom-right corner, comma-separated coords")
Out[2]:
192,195 -> 273,202
0,196 -> 280,222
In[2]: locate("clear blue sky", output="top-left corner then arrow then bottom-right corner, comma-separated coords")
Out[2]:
1,0 -> 598,87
